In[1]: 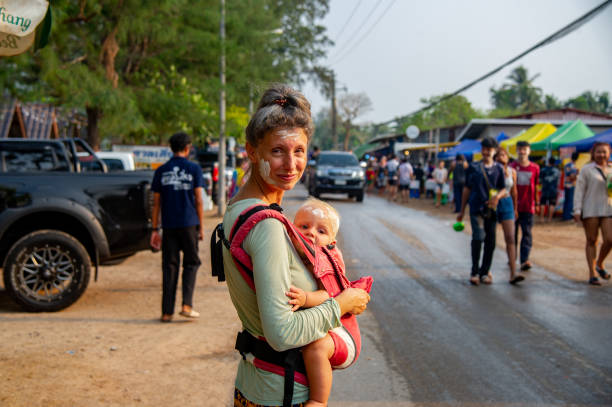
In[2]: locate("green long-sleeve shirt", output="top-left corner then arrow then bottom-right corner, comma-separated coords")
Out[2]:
222,198 -> 342,405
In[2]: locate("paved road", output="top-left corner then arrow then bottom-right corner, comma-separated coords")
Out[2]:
283,185 -> 612,407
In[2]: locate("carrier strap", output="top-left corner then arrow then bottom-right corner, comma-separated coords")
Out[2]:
235,330 -> 306,407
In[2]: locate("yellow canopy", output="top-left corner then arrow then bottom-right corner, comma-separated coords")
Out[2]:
500,123 -> 557,156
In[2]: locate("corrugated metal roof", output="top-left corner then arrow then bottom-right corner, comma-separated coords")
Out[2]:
20,103 -> 55,139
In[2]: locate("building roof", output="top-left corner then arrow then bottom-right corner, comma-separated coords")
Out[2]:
502,107 -> 612,121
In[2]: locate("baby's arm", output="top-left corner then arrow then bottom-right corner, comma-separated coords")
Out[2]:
286,285 -> 330,311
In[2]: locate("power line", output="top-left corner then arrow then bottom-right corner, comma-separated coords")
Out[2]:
331,0 -> 398,65
330,0 -> 384,59
377,0 -> 612,127
333,0 -> 363,45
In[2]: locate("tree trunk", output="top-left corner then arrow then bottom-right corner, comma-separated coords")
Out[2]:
86,106 -> 100,151
343,122 -> 351,151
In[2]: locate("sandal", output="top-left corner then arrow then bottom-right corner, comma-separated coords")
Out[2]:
469,275 -> 480,286
596,266 -> 611,280
160,315 -> 173,323
480,274 -> 492,285
509,275 -> 525,285
588,277 -> 602,286
520,262 -> 532,271
179,309 -> 200,318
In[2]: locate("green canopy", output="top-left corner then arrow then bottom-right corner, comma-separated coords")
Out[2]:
353,142 -> 382,159
530,120 -> 594,152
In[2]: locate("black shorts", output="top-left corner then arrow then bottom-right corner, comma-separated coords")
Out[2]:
541,195 -> 556,206
387,178 -> 397,186
399,184 -> 410,191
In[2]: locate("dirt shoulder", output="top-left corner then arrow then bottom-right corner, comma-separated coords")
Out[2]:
379,191 -> 593,282
0,209 -> 240,407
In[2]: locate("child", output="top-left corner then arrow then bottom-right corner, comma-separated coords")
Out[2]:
288,198 -> 371,407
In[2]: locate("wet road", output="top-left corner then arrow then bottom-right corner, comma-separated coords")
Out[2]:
283,185 -> 612,407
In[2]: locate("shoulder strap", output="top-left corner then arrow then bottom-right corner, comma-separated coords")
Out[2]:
227,204 -> 316,292
480,162 -> 492,190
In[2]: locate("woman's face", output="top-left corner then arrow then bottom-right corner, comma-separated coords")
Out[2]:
496,150 -> 508,165
593,145 -> 610,165
248,127 -> 308,191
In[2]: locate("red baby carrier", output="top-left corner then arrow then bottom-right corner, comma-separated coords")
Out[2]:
211,203 -> 372,407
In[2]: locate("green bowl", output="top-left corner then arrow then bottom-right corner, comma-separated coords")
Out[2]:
453,221 -> 465,232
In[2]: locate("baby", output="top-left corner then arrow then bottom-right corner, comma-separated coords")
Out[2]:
288,198 -> 369,407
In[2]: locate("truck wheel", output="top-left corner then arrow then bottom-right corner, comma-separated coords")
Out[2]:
3,230 -> 91,312
356,191 -> 364,202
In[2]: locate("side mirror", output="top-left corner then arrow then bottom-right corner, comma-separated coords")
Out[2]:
308,160 -> 316,167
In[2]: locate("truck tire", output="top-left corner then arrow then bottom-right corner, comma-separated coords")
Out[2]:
3,230 -> 91,312
356,191 -> 364,202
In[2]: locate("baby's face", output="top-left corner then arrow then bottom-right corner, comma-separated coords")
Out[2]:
294,207 -> 336,246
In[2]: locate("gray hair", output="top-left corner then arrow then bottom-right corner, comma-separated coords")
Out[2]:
245,84 -> 314,146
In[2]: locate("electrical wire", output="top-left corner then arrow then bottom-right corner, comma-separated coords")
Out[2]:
377,0 -> 612,126
331,0 -> 398,65
333,0 -> 363,45
330,0 -> 384,59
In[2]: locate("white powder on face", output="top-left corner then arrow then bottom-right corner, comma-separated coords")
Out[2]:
276,129 -> 302,140
301,205 -> 340,237
258,158 -> 275,186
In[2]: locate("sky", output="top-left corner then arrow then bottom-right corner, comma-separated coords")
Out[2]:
301,0 -> 612,125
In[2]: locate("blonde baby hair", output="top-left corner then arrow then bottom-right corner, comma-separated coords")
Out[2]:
296,197 -> 340,238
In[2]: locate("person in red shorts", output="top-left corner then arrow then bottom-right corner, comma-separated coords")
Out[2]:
510,141 -> 540,272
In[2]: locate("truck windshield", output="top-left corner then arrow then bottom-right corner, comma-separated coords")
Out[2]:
317,154 -> 359,166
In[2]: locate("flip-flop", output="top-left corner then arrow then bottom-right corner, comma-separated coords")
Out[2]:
596,266 -> 611,280
520,262 -> 532,271
179,309 -> 200,318
588,277 -> 602,286
469,276 -> 480,286
509,275 -> 525,285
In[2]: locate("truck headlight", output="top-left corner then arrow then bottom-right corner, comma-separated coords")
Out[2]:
352,170 -> 364,178
316,169 -> 326,177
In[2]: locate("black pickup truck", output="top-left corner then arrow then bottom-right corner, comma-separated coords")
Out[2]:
0,138 -> 153,311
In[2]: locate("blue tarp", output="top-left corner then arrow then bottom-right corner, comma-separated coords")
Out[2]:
562,128 -> 612,152
496,132 -> 508,142
438,139 -> 481,160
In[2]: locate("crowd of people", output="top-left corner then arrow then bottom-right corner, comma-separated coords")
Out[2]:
363,139 -> 612,286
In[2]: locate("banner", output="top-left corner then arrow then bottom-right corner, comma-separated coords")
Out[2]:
0,0 -> 48,37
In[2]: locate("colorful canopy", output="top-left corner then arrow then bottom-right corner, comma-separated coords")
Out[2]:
530,120 -> 594,152
500,123 -> 556,156
438,139 -> 481,160
561,128 -> 612,153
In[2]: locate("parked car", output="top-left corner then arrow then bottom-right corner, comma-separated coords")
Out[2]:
307,151 -> 366,202
196,148 -> 234,203
0,138 -> 154,311
95,151 -> 136,171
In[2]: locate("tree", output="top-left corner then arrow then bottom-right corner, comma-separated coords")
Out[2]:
337,92 -> 372,151
398,94 -> 481,132
489,65 -> 543,114
564,91 -> 611,114
0,0 -> 332,147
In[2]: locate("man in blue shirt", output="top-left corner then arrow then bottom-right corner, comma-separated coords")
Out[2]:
151,132 -> 204,322
457,137 -> 508,285
562,152 -> 579,221
539,157 -> 560,222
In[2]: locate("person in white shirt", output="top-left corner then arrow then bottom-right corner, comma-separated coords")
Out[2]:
398,158 -> 414,203
386,154 -> 400,201
432,161 -> 448,208
573,142 -> 612,286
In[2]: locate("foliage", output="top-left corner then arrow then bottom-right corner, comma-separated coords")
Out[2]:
0,0 -> 331,147
337,92 -> 372,150
564,91 -> 611,114
489,66 -> 543,113
398,94 -> 481,133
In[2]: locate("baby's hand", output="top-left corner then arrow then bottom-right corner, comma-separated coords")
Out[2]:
286,285 -> 306,311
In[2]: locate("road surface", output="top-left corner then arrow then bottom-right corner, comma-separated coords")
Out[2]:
283,185 -> 612,407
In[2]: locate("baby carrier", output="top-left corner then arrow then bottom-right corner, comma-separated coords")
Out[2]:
210,203 -> 372,407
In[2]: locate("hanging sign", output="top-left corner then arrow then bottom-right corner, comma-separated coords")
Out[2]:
0,30 -> 34,56
0,0 -> 48,37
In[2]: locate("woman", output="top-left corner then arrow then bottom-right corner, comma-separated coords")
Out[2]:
495,148 -> 523,284
222,85 -> 370,406
574,142 -> 612,286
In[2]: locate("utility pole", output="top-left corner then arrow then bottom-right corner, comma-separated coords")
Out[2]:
217,0 -> 226,216
331,71 -> 337,150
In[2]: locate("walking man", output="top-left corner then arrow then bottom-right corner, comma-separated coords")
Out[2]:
539,157 -> 560,222
451,154 -> 468,213
511,141 -> 540,271
151,132 -> 204,323
562,152 -> 579,221
398,157 -> 413,203
457,137 -> 507,285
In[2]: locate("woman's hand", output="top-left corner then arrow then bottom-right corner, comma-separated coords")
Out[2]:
150,231 -> 161,251
334,287 -> 370,315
